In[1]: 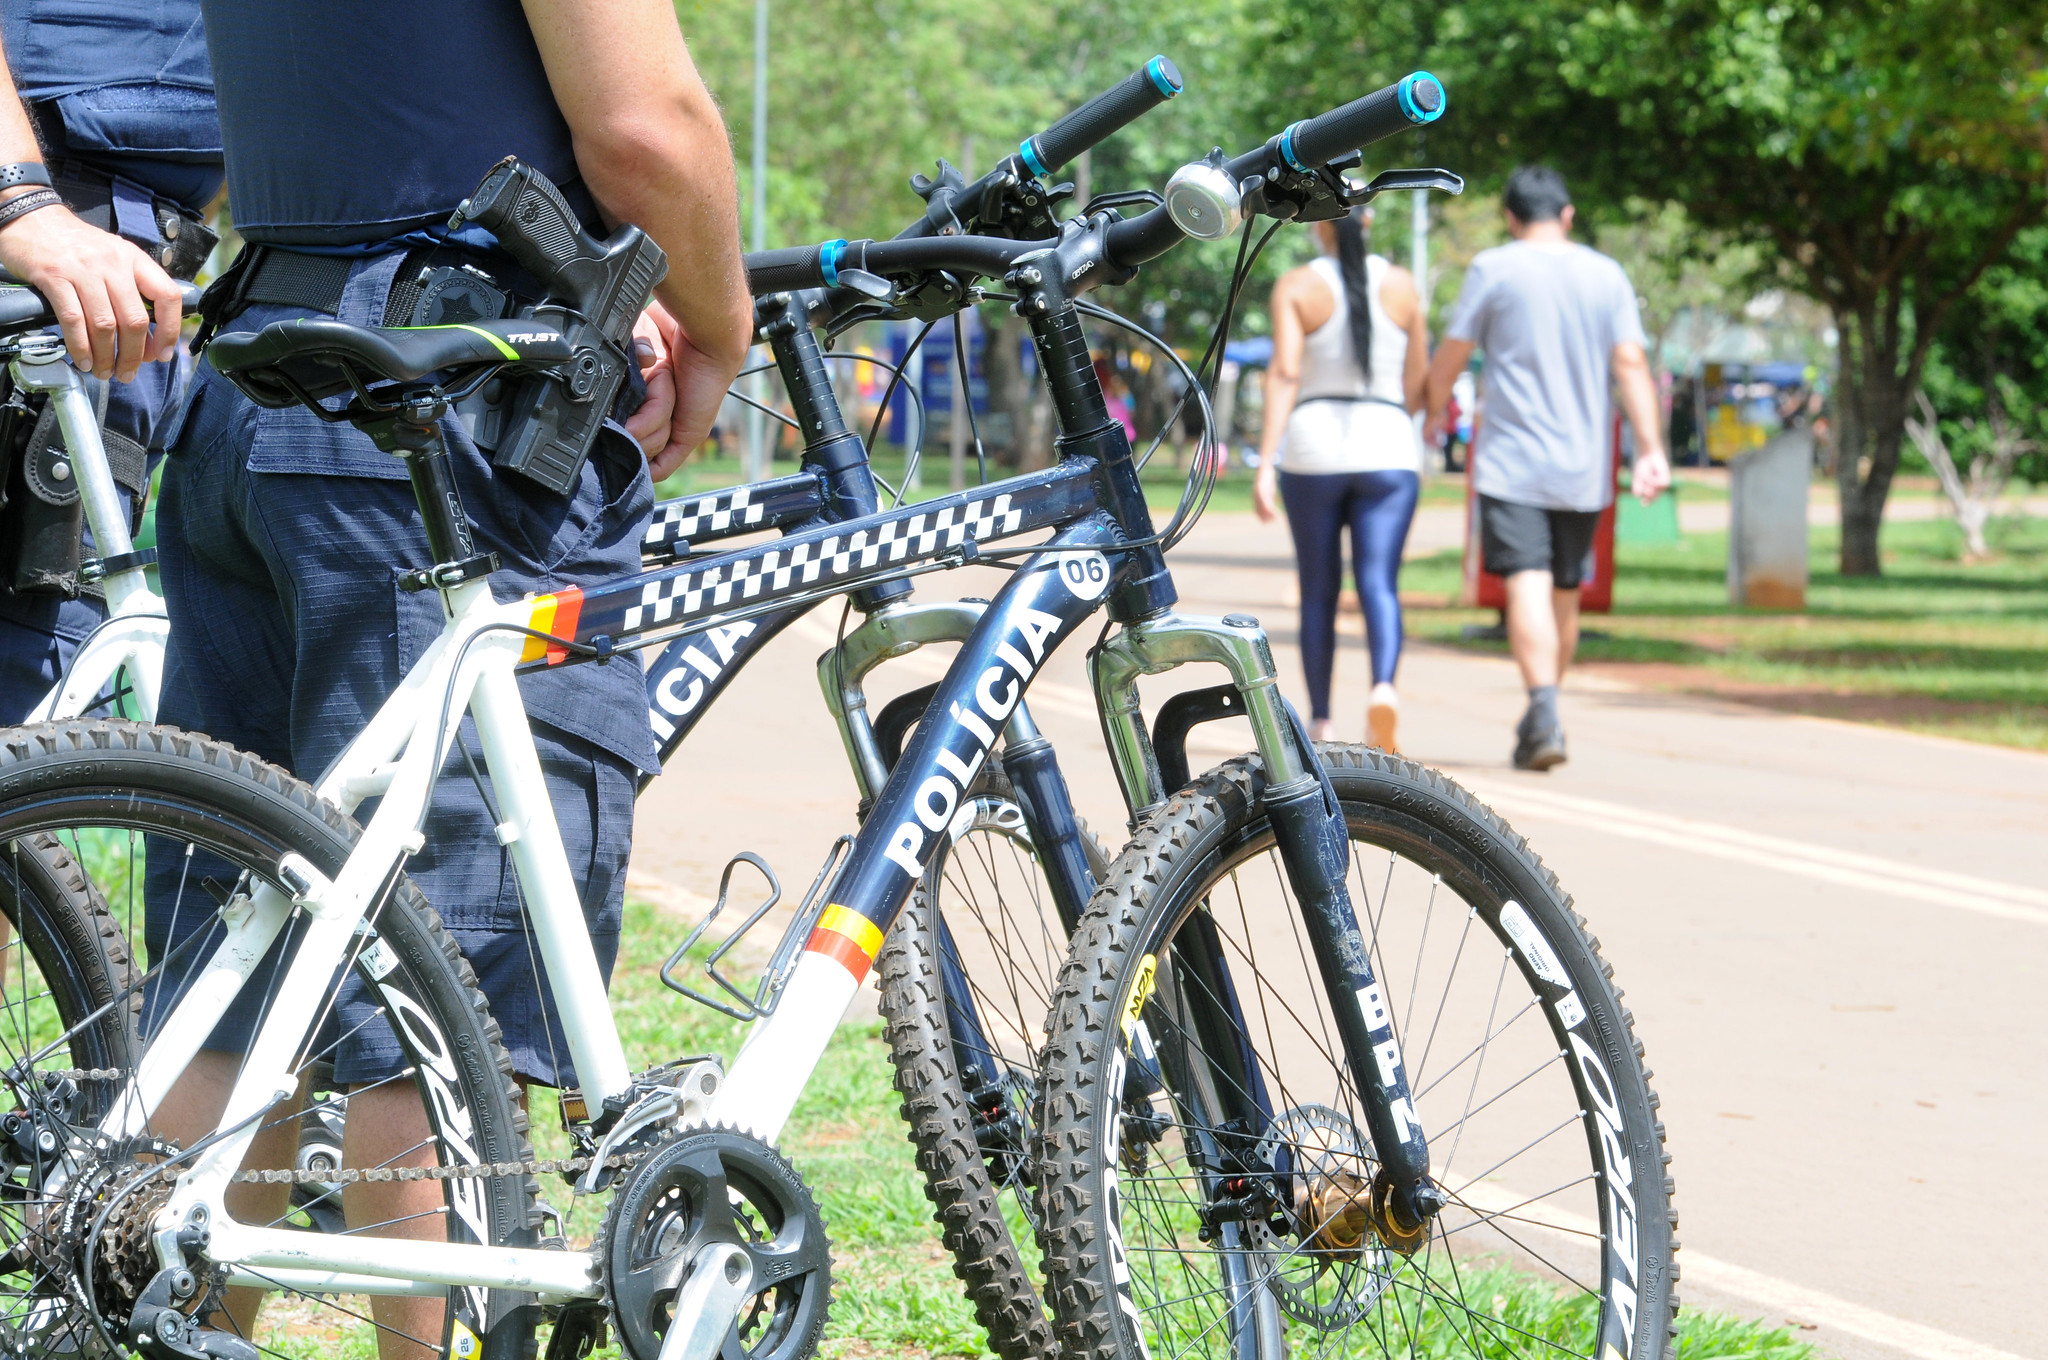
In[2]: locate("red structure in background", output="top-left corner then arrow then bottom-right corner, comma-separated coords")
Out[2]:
1461,413 -> 1624,612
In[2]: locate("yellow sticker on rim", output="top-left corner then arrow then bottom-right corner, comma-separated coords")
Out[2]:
1121,953 -> 1158,1040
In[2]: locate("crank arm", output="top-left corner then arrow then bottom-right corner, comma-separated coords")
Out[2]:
654,1242 -> 755,1360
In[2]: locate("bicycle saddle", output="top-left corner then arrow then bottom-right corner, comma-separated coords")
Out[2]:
207,316 -> 575,410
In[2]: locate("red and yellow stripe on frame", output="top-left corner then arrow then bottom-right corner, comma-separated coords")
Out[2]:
521,586 -> 584,666
806,904 -> 885,984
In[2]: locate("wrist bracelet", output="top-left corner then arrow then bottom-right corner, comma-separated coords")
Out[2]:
0,188 -> 62,231
0,163 -> 51,190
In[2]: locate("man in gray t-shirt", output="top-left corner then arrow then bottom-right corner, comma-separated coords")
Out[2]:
1425,165 -> 1670,770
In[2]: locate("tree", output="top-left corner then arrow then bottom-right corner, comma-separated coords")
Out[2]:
1259,0 -> 2048,574
1910,223 -> 2048,556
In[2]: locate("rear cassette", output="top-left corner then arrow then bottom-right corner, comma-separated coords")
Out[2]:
599,1126 -> 830,1360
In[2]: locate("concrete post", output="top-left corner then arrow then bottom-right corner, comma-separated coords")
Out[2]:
1728,427 -> 1812,609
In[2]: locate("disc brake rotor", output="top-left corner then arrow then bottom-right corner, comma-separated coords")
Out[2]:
599,1126 -> 830,1360
1254,1104 -> 1392,1328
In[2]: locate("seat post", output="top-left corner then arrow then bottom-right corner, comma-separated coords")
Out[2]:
366,395 -> 480,570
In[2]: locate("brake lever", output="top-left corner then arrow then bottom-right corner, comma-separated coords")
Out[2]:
1346,167 -> 1466,203
1077,188 -> 1166,220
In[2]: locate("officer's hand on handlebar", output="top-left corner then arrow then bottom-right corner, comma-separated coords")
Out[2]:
0,201 -> 184,383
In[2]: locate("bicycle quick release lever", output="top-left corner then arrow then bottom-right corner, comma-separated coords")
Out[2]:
450,158 -> 668,494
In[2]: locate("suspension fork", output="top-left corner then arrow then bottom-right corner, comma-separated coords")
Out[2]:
1090,613 -> 1442,1249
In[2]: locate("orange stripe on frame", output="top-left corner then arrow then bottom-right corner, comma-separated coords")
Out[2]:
805,926 -> 873,983
546,586 -> 584,665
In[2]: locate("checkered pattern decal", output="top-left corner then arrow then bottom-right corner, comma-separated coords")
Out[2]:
625,493 -> 1024,632
645,485 -> 764,544
643,473 -> 827,555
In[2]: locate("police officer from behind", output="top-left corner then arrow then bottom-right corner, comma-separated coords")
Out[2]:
146,0 -> 749,1351
0,4 -> 218,722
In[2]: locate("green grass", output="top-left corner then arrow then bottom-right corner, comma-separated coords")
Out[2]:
1403,512 -> 2048,749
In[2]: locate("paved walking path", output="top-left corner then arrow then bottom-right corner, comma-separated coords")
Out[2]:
634,509 -> 2047,1360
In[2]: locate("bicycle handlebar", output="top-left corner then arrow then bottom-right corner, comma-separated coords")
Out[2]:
1279,71 -> 1444,172
743,71 -> 1446,296
1024,57 -> 1183,177
0,277 -> 204,336
896,57 -> 1182,242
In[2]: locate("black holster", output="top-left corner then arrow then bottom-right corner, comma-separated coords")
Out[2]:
0,380 -> 148,599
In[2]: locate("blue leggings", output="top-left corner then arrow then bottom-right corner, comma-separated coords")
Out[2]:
1279,469 -> 1419,719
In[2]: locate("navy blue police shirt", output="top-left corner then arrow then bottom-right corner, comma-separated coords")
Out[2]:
1,0 -> 224,210
197,0 -> 595,246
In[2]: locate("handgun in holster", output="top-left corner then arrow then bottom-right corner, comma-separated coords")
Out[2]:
449,158 -> 668,494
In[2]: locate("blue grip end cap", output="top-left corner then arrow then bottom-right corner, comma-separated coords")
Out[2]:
1278,121 -> 1309,173
1018,137 -> 1049,179
1147,56 -> 1184,98
1398,72 -> 1446,125
819,239 -> 847,287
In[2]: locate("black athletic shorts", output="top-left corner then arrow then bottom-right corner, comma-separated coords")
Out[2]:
1478,495 -> 1602,589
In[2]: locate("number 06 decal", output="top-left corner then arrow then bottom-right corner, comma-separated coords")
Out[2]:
1052,550 -> 1111,601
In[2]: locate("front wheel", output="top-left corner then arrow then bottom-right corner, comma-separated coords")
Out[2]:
1036,745 -> 1677,1360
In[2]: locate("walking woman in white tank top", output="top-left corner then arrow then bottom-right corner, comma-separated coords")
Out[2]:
1253,205 -> 1429,752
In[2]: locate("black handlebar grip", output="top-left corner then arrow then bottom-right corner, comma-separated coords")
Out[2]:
745,243 -> 827,296
1023,56 -> 1183,177
1281,71 -> 1446,172
0,287 -> 50,331
0,278 -> 200,332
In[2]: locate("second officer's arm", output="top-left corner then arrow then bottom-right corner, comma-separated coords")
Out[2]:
0,39 -> 184,383
522,0 -> 750,477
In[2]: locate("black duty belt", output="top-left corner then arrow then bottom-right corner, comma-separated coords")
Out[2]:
194,244 -> 524,349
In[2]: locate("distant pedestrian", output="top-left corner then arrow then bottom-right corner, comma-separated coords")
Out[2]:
1426,165 -> 1670,770
1254,204 -> 1428,752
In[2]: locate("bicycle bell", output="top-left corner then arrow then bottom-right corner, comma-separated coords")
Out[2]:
1164,157 -> 1243,241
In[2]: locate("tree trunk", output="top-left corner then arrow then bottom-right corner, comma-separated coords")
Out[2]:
1832,313 -> 1913,576
982,306 -> 1051,470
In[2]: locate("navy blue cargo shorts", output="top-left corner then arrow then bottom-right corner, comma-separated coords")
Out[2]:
142,251 -> 659,1090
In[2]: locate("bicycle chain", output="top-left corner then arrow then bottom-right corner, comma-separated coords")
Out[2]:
228,1149 -> 647,1187
31,1070 -> 649,1188
29,1069 -> 127,1083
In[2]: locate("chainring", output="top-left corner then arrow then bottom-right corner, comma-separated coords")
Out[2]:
1253,1104 -> 1393,1328
598,1126 -> 830,1360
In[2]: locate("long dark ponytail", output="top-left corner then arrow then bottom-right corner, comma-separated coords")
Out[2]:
1334,207 -> 1373,380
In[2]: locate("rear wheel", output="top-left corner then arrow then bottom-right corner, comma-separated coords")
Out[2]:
1037,745 -> 1678,1360
0,832 -> 142,1352
878,771 -> 1108,1360
0,721 -> 541,1358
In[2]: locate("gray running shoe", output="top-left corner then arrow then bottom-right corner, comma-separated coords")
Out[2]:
1513,723 -> 1568,771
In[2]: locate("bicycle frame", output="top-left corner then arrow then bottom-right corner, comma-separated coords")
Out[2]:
12,340 -> 169,722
